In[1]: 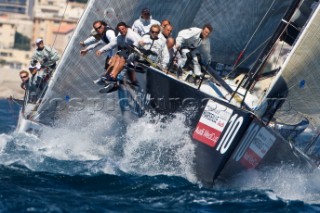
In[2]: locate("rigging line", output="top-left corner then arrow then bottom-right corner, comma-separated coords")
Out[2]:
226,11 -> 298,81
50,0 -> 70,50
36,1 -> 70,101
225,36 -> 272,79
227,37 -> 272,104
177,0 -> 192,23
232,0 -> 277,68
35,0 -> 81,114
235,4 -> 304,105
59,0 -> 88,56
240,7 -> 305,104
170,0 -> 190,24
23,2 -> 72,115
242,0 -> 305,89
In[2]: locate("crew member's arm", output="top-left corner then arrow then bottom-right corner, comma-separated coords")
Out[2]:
96,29 -> 117,56
175,28 -> 199,49
160,45 -> 170,69
81,36 -> 98,47
48,46 -> 60,62
80,40 -> 104,56
97,38 -> 118,56
30,52 -> 39,66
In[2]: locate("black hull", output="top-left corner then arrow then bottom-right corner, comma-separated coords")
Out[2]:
120,66 -> 315,186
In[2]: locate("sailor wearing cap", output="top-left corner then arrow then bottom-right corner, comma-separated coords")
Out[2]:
35,38 -> 43,44
30,38 -> 60,72
25,64 -> 44,102
132,7 -> 160,36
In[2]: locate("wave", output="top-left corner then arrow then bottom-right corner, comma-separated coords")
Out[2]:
1,104 -> 320,204
0,110 -> 197,182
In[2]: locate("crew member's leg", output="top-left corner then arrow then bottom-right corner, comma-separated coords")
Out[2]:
99,55 -> 124,93
177,49 -> 189,69
105,55 -> 118,75
110,56 -> 126,79
191,50 -> 202,76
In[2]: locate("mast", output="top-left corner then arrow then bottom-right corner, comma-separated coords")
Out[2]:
242,0 -> 302,90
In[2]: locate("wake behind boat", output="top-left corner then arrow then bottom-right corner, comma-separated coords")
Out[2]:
16,0 -> 320,186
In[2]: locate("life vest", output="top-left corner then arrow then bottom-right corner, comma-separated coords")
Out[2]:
101,26 -> 115,44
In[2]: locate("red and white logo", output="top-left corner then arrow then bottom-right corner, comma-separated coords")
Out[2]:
240,127 -> 275,168
192,100 -> 233,147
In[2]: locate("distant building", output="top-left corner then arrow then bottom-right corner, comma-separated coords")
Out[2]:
0,0 -> 85,70
0,48 -> 31,69
14,14 -> 34,40
33,1 -> 85,51
0,14 -> 15,49
0,13 -> 33,69
0,0 -> 35,17
53,23 -> 76,53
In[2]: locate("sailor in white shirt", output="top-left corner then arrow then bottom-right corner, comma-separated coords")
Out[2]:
30,38 -> 60,73
80,20 -> 117,58
159,24 -> 173,42
132,8 -> 160,36
138,24 -> 170,70
166,37 -> 182,72
175,24 -> 213,78
99,23 -> 141,58
97,22 -> 142,93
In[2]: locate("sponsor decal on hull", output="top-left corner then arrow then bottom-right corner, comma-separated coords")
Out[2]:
193,100 -> 233,147
240,126 -> 276,168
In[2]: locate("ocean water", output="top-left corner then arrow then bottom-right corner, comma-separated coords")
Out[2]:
1,99 -> 320,212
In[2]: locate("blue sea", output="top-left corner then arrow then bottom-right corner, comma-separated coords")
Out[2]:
1,99 -> 320,212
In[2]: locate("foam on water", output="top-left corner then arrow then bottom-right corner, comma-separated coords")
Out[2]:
0,134 -> 12,151
0,109 -> 197,182
1,103 -> 320,202
225,165 -> 320,204
119,112 -> 197,182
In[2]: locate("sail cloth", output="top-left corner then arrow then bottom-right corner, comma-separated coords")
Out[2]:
34,0 -> 296,125
271,4 -> 320,129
